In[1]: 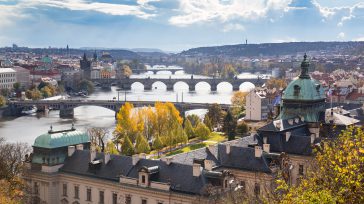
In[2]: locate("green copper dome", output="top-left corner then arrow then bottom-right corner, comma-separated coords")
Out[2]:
282,54 -> 325,101
280,54 -> 326,122
33,128 -> 89,149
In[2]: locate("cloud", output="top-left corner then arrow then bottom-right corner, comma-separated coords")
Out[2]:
222,23 -> 245,32
272,37 -> 297,43
354,36 -> 364,41
169,0 -> 292,26
337,32 -> 345,39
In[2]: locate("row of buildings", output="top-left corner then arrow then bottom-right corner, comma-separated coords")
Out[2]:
25,55 -> 362,203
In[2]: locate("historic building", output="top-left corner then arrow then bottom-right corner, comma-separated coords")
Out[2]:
80,53 -> 91,80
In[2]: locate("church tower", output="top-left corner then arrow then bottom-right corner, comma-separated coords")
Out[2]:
80,53 -> 91,80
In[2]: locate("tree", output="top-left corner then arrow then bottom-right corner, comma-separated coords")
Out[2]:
105,140 -> 118,154
277,126 -> 364,203
203,115 -> 213,131
221,64 -> 237,79
195,123 -> 211,140
186,114 -> 201,127
114,102 -> 139,143
207,103 -> 223,129
88,128 -> 108,152
266,78 -> 287,89
231,91 -> 247,118
184,118 -> 195,139
152,135 -> 163,156
41,86 -> 52,98
0,96 -> 5,107
236,122 -> 249,136
223,111 -> 237,141
121,135 -> 134,156
78,79 -> 94,94
12,82 -> 21,97
135,134 -> 150,154
123,65 -> 133,77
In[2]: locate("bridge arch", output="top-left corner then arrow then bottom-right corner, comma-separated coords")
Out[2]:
195,81 -> 211,92
239,82 -> 256,93
216,81 -> 233,92
173,81 -> 189,91
131,82 -> 144,91
151,81 -> 167,91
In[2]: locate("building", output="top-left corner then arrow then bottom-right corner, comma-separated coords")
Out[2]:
80,53 -> 91,80
0,68 -> 16,89
12,66 -> 30,89
245,90 -> 269,121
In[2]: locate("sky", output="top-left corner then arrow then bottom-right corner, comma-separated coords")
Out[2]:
0,0 -> 364,52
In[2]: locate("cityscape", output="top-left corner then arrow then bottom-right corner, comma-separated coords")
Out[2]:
1,0 -> 364,204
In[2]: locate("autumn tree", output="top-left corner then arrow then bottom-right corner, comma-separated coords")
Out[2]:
277,126 -> 364,203
152,135 -> 163,156
0,96 -> 5,107
88,127 -> 108,152
123,65 -> 133,77
186,114 -> 200,127
266,78 -> 287,89
135,134 -> 150,154
195,123 -> 211,140
221,64 -> 237,79
236,122 -> 249,137
184,118 -> 195,139
105,140 -> 118,154
203,114 -> 213,131
114,102 -> 140,144
231,91 -> 247,118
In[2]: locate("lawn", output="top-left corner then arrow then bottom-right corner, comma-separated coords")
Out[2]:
166,143 -> 207,156
206,132 -> 226,143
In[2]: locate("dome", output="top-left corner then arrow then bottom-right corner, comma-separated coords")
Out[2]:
33,128 -> 89,149
282,54 -> 325,101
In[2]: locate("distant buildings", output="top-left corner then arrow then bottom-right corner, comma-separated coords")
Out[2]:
0,68 -> 16,89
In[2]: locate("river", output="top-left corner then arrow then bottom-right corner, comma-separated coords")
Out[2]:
0,68 -> 269,145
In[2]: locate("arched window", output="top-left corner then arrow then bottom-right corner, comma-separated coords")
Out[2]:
293,85 -> 300,96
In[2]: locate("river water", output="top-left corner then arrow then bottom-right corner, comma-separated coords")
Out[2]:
0,69 -> 269,145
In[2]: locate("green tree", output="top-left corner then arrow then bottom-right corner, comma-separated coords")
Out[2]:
186,114 -> 200,127
121,135 -> 134,156
135,134 -> 150,154
78,79 -> 94,94
184,118 -> 195,139
152,135 -> 163,156
236,122 -> 249,136
203,115 -> 213,131
207,103 -> 223,129
223,111 -> 237,141
0,96 -> 6,107
278,126 -> 364,203
105,140 -> 118,155
195,123 -> 211,140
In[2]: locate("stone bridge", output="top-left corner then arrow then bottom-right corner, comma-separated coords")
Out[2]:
133,67 -> 184,74
7,100 -> 231,118
94,77 -> 266,91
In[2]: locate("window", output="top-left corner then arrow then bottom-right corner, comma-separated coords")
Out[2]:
34,182 -> 39,195
74,186 -> 79,199
112,193 -> 117,204
142,199 -> 147,204
98,191 -> 104,204
86,188 -> 92,201
62,184 -> 67,196
299,164 -> 304,175
125,195 -> 131,204
157,202 -> 163,204
254,183 -> 260,196
142,175 -> 146,184
224,179 -> 228,188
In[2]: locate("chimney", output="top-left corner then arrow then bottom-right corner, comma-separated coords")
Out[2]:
263,144 -> 270,153
193,163 -> 201,177
255,146 -> 262,158
165,157 -> 173,165
226,143 -> 231,154
285,132 -> 291,142
311,134 -> 315,144
204,160 -> 213,171
104,152 -> 110,164
263,137 -> 267,144
132,154 -> 139,166
76,144 -> 83,150
90,146 -> 96,161
68,146 -> 75,157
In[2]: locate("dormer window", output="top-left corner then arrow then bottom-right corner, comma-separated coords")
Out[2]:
316,84 -> 321,93
293,85 -> 300,96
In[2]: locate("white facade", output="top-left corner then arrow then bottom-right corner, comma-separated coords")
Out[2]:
91,69 -> 100,79
245,90 -> 269,121
0,68 -> 16,89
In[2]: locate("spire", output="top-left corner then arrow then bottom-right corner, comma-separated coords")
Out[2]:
83,52 -> 87,60
299,53 -> 310,79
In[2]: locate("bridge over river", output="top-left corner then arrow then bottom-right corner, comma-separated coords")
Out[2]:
93,77 -> 267,91
7,100 -> 231,118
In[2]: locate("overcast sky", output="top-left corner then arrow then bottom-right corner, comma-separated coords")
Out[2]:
0,0 -> 363,51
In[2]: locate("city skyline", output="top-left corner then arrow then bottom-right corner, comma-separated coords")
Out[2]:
0,0 -> 364,51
